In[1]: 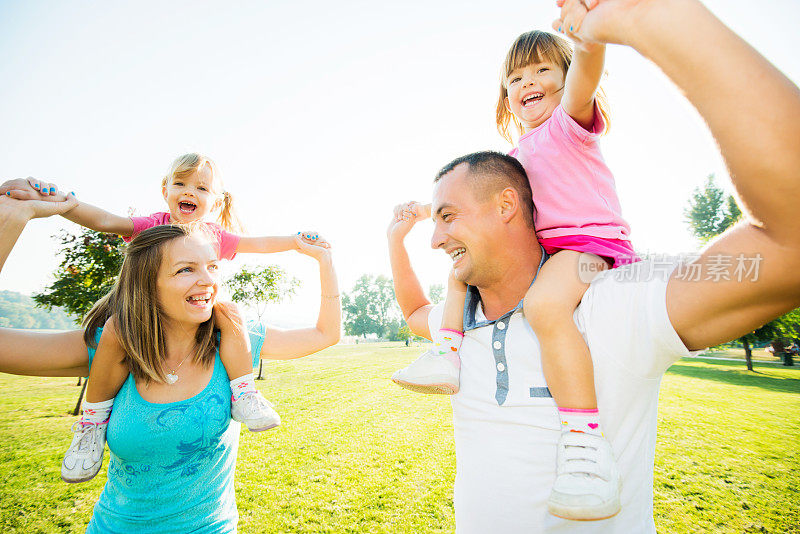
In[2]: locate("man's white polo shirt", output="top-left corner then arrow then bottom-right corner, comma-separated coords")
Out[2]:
427,259 -> 693,533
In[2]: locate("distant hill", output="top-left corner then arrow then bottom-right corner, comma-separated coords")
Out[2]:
0,290 -> 78,330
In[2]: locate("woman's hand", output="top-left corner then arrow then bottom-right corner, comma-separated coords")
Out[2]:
0,188 -> 78,222
213,301 -> 246,335
295,232 -> 332,261
295,231 -> 331,250
1,177 -> 68,200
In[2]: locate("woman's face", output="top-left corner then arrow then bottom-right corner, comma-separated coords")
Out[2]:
156,233 -> 219,328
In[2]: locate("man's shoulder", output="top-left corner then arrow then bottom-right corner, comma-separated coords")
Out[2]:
577,260 -> 692,378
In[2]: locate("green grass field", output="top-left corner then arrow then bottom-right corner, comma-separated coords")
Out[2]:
0,344 -> 798,533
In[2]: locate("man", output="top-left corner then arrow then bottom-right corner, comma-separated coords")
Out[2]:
387,0 -> 800,532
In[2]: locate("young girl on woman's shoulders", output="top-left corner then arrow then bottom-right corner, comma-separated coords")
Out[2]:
58,153 -> 325,483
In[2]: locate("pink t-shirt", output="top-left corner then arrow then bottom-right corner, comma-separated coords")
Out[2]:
509,104 -> 630,241
124,212 -> 240,260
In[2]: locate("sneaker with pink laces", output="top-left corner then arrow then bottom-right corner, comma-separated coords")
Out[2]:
231,391 -> 280,432
391,347 -> 461,394
61,420 -> 107,483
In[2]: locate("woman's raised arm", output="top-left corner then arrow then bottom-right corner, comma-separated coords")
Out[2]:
0,188 -> 89,377
259,236 -> 341,360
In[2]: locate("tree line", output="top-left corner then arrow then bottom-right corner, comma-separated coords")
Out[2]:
342,274 -> 442,343
0,290 -> 76,330
685,175 -> 800,369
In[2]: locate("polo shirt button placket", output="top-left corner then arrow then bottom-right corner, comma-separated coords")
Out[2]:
492,317 -> 510,405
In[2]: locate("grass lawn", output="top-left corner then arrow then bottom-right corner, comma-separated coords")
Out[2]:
0,344 -> 798,533
701,347 -> 785,363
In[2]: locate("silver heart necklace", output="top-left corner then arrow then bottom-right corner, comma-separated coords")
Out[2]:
165,352 -> 192,385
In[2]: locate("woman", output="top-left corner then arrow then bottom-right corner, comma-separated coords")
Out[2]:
0,183 -> 341,532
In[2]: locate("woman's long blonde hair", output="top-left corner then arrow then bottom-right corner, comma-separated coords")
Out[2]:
161,153 -> 245,234
496,30 -> 611,144
83,225 -> 218,384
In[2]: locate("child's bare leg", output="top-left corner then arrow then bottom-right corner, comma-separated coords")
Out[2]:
525,250 -> 620,520
63,320 -> 124,483
85,323 -> 128,406
391,270 -> 466,394
215,304 -> 280,432
524,251 -> 606,412
219,327 -> 253,386
436,269 -> 467,356
442,270 -> 467,331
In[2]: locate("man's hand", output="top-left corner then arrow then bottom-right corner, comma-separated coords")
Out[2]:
554,0 -> 655,47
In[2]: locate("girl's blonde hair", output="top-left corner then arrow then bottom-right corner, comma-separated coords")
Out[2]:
496,30 -> 611,144
161,153 -> 245,234
83,224 -> 218,384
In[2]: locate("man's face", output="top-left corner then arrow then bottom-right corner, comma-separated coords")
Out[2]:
430,164 -> 502,287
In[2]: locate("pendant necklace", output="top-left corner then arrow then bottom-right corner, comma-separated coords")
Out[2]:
165,352 -> 192,385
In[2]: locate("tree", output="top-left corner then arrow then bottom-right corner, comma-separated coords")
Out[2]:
225,265 -> 299,379
33,229 -> 125,321
685,175 -> 797,370
685,175 -> 742,244
429,283 -> 445,304
341,274 -> 400,339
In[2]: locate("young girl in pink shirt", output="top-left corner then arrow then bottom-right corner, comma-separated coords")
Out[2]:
53,152 -> 327,483
392,26 -> 637,521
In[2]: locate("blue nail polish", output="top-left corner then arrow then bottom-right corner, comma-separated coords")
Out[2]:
570,25 -> 573,32
33,184 -> 39,189
49,187 -> 55,193
70,192 -> 75,196
5,192 -> 9,196
558,26 -> 562,32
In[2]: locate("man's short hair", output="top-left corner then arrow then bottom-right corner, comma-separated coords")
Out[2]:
434,151 -> 535,228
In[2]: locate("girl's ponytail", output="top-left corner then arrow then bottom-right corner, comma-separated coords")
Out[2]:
218,190 -> 245,234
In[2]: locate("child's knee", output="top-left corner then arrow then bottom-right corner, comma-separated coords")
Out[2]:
523,292 -> 574,333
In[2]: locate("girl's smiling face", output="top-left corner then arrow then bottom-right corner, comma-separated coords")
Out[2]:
162,163 -> 222,224
504,61 -> 566,132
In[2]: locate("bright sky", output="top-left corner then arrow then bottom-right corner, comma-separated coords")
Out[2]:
2,1 -> 798,327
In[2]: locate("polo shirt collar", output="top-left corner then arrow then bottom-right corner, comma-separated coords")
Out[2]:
462,246 -> 549,332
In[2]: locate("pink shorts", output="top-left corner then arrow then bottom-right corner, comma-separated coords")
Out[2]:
539,235 -> 640,269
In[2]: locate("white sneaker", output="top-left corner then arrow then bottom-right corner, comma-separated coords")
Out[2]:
391,348 -> 460,394
231,391 -> 280,431
547,431 -> 622,521
61,420 -> 107,483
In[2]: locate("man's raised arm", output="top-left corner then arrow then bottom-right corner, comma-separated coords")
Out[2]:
567,0 -> 800,350
387,206 -> 433,340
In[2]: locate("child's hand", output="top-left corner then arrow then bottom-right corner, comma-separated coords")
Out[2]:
392,201 -> 431,223
1,177 -> 69,200
387,201 -> 431,241
295,231 -> 331,250
213,301 -> 246,335
553,0 -> 593,46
